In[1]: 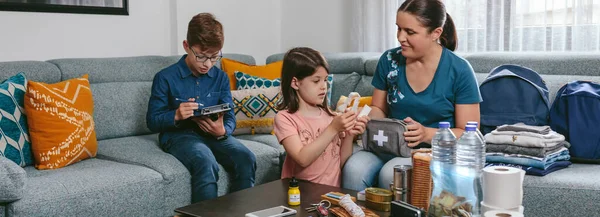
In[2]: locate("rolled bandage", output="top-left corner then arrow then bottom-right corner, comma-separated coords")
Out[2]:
336,92 -> 361,113
339,194 -> 365,217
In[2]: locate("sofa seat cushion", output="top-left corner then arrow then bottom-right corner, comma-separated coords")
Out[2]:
0,157 -> 26,203
217,138 -> 282,196
7,158 -> 163,217
523,163 -> 600,217
95,134 -> 191,216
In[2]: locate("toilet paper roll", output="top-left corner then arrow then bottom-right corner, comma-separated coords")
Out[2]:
482,166 -> 525,208
481,201 -> 524,214
484,210 -> 524,217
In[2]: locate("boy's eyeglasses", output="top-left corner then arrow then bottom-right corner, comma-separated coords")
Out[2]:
189,47 -> 222,63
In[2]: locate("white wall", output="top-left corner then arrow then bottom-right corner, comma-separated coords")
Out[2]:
175,0 -> 282,64
0,0 -> 172,61
281,0 -> 352,54
0,0 -> 350,63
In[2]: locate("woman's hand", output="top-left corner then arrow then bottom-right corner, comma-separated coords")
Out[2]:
403,117 -> 429,147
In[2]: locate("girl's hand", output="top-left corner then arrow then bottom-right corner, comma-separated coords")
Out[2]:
330,110 -> 357,133
403,117 -> 428,147
347,116 -> 370,136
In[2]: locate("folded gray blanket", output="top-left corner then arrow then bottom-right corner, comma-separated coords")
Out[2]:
496,123 -> 551,135
486,141 -> 571,158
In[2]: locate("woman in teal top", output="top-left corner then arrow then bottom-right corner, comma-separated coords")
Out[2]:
343,0 -> 482,191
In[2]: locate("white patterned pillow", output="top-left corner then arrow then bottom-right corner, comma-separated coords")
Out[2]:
231,87 -> 281,135
234,71 -> 334,106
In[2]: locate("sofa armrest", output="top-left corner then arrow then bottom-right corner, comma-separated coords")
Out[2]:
0,157 -> 26,203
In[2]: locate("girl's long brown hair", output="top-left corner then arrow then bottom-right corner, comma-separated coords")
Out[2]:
276,47 -> 334,116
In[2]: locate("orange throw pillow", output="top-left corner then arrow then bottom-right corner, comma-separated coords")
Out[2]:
25,75 -> 97,170
221,58 -> 283,90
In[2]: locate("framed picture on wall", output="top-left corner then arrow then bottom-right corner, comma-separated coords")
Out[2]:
0,0 -> 128,15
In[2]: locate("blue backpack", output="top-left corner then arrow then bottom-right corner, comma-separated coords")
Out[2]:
549,81 -> 600,162
479,65 -> 550,135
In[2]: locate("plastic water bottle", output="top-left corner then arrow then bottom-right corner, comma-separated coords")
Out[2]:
457,125 -> 486,171
456,125 -> 486,216
428,122 -> 457,217
431,122 -> 456,164
466,121 -> 486,167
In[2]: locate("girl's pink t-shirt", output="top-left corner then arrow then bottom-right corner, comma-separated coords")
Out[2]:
273,109 -> 343,187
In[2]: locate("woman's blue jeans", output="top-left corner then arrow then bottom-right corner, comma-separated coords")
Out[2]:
342,150 -> 412,191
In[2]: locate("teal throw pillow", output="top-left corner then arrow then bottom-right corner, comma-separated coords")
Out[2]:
0,73 -> 33,167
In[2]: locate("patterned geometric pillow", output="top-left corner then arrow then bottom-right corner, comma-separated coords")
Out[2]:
231,87 -> 282,135
0,73 -> 33,167
234,71 -> 334,106
25,74 -> 97,170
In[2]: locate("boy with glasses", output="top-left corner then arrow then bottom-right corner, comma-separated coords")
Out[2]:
146,13 -> 256,203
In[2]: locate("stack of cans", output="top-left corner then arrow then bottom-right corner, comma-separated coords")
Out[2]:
390,165 -> 412,203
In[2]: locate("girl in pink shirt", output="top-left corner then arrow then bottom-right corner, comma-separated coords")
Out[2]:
273,47 -> 370,187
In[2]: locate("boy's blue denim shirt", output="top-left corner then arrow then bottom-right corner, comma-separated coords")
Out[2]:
146,54 -> 235,145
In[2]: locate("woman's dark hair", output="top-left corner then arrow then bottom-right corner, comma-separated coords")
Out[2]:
398,0 -> 457,51
276,47 -> 334,116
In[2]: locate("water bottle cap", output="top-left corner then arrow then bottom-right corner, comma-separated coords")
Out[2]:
438,122 -> 450,128
467,121 -> 478,126
465,125 -> 477,131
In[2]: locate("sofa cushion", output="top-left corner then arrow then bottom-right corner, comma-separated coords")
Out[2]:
221,58 -> 283,90
0,157 -> 26,203
95,134 -> 190,215
235,134 -> 286,173
7,158 -> 164,217
523,163 -> 600,217
365,57 -> 379,76
266,52 -> 380,75
354,75 -> 375,98
91,82 -> 153,140
216,138 -> 282,196
231,87 -> 281,135
0,73 -> 33,166
0,61 -> 61,84
464,52 -> 600,76
25,75 -> 97,170
49,56 -> 176,83
330,72 -> 361,107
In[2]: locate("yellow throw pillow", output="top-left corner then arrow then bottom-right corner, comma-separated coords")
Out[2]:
221,58 -> 283,90
25,75 -> 97,170
337,95 -> 372,110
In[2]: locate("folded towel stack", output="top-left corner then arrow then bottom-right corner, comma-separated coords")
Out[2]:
484,123 -> 571,176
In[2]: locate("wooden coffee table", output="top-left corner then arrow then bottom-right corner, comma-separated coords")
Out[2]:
175,178 -> 391,217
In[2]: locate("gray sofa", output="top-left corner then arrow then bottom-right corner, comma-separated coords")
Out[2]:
1,51 -> 599,217
0,54 -> 283,217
